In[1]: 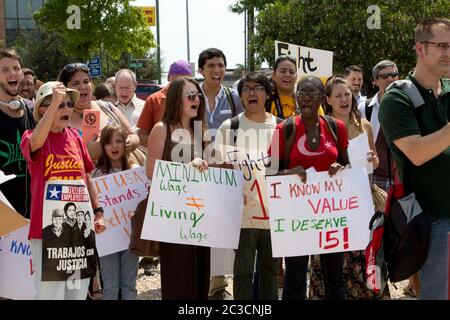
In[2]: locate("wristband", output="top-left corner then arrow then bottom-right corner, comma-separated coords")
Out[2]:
93,207 -> 104,214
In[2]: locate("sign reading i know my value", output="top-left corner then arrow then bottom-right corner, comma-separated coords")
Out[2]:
141,160 -> 244,249
87,56 -> 101,78
266,167 -> 373,257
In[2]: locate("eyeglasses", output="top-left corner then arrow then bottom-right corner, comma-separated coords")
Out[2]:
41,101 -> 75,109
241,86 -> 266,94
421,41 -> 450,51
295,91 -> 323,99
185,92 -> 203,101
377,72 -> 399,80
63,63 -> 90,73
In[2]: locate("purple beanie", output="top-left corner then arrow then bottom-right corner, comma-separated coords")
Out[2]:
168,60 -> 192,77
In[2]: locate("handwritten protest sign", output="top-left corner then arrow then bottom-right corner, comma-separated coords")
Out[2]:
81,109 -> 100,144
0,224 -> 36,300
275,40 -> 333,83
92,167 -> 149,257
42,180 -> 96,281
217,144 -> 272,229
141,160 -> 244,249
348,133 -> 373,174
266,167 -> 373,257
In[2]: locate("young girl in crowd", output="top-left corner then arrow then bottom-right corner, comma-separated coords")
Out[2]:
21,81 -> 106,300
90,124 -> 140,300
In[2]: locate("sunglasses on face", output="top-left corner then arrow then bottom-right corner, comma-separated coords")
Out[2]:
377,72 -> 399,80
41,101 -> 75,109
185,92 -> 203,101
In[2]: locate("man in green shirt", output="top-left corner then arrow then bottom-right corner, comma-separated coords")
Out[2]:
379,17 -> 450,300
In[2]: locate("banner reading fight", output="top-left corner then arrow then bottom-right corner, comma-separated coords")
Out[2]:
275,40 -> 333,82
42,180 -> 96,281
141,160 -> 244,249
266,168 -> 373,257
92,167 -> 149,257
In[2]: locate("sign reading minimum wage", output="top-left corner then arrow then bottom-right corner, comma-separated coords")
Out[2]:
141,160 -> 244,249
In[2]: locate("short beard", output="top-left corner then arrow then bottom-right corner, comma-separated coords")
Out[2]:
0,82 -> 19,97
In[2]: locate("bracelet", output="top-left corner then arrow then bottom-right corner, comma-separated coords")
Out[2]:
93,207 -> 104,214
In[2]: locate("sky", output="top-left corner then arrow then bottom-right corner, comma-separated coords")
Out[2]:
130,0 -> 245,78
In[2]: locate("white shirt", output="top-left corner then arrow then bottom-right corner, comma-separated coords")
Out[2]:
358,92 -> 380,140
115,95 -> 145,129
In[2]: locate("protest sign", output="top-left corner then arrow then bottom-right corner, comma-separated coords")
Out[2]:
218,144 -> 272,229
348,133 -> 373,174
92,166 -> 149,257
0,200 -> 29,236
42,180 -> 96,281
0,224 -> 36,300
266,167 -> 373,257
81,110 -> 100,144
141,160 -> 244,249
275,40 -> 333,83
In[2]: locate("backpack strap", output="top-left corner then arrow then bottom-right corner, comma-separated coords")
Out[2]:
229,115 -> 240,146
320,115 -> 349,166
386,80 -> 425,109
223,86 -> 237,117
365,98 -> 373,121
282,116 -> 296,170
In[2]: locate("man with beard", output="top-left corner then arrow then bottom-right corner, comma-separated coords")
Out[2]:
0,48 -> 35,218
19,68 -> 37,103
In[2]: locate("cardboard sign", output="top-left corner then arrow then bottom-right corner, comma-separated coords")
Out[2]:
81,110 -> 100,144
348,133 -> 373,174
92,167 -> 150,257
41,180 -> 96,281
141,160 -> 244,249
266,167 -> 373,257
275,40 -> 333,83
0,224 -> 36,300
0,200 -> 29,236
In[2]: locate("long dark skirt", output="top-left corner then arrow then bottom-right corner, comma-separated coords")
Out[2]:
160,242 -> 210,300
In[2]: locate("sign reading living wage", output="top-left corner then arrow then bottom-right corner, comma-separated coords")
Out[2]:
92,167 -> 149,257
141,160 -> 244,249
42,180 -> 96,281
275,40 -> 333,83
266,167 -> 373,257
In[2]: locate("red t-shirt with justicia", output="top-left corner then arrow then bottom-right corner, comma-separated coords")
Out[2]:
21,127 -> 94,239
268,116 -> 349,172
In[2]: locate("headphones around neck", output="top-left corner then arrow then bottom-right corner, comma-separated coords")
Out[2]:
0,98 -> 26,110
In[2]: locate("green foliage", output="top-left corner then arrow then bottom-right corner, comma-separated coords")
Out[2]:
14,30 -> 77,82
34,0 -> 155,61
234,0 -> 449,94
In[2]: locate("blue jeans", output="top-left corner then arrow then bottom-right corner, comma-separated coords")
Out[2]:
283,252 -> 345,300
100,249 -> 139,300
419,218 -> 450,300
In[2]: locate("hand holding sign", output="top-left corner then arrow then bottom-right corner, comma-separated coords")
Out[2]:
94,213 -> 106,234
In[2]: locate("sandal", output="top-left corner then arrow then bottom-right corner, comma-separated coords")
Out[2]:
88,289 -> 103,300
403,286 -> 417,298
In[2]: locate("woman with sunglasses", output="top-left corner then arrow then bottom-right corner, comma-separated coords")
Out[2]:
56,63 -> 140,162
145,76 -> 210,299
20,81 -> 106,300
268,76 -> 350,300
307,75 -> 389,300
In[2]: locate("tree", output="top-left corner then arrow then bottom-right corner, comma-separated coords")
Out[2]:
34,0 -> 155,61
233,0 -> 449,95
15,30 -> 77,81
